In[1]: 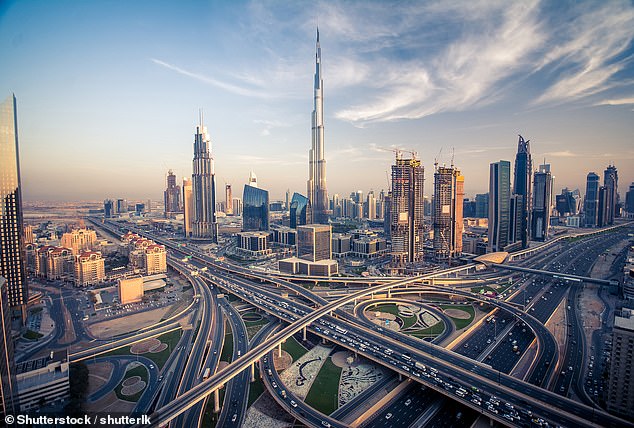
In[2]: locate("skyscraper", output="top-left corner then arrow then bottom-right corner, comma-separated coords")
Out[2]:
103,199 -> 114,218
584,172 -> 600,227
513,135 -> 532,248
182,178 -> 193,237
307,29 -> 329,224
367,191 -> 376,220
626,182 -> 634,215
433,164 -> 464,262
290,192 -> 311,228
164,169 -> 181,218
248,171 -> 258,188
475,193 -> 489,218
531,164 -> 552,241
225,184 -> 233,215
297,224 -> 331,262
390,155 -> 425,267
191,113 -> 217,240
0,95 -> 27,323
242,184 -> 269,232
0,277 -> 17,417
488,160 -> 511,252
116,198 -> 127,214
604,164 -> 618,225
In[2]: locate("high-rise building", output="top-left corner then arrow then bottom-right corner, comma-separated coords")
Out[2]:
307,29 -> 329,224
475,193 -> 489,218
145,244 -> 167,275
584,172 -> 600,227
191,113 -> 217,240
285,189 -> 291,212
513,135 -> 532,248
604,164 -> 618,225
0,95 -> 27,322
556,188 -> 577,216
225,184 -> 233,215
598,186 -> 609,227
0,277 -> 18,417
367,191 -> 376,220
23,225 -> 34,245
103,199 -> 114,218
531,164 -> 552,241
135,203 -> 145,215
626,182 -> 634,215
432,165 -> 464,262
290,192 -> 311,229
116,198 -> 127,214
297,224 -> 332,262
606,308 -> 634,420
389,156 -> 425,267
35,246 -> 74,281
232,197 -> 243,217
164,169 -> 181,218
182,178 -> 193,238
488,160 -> 511,252
248,171 -> 258,188
243,185 -> 269,231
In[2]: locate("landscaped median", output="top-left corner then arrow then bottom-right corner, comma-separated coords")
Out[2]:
115,362 -> 148,402
305,355 -> 342,415
101,328 -> 182,369
439,304 -> 475,330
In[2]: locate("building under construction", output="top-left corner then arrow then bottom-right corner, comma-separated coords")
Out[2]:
433,164 -> 464,262
389,155 -> 425,269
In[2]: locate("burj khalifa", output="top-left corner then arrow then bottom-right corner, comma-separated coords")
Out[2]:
307,28 -> 329,224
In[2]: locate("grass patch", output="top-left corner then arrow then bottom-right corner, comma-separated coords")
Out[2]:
220,329 -> 234,363
246,324 -> 266,341
23,329 -> 43,340
202,389 -> 226,427
470,286 -> 497,294
282,336 -> 308,362
248,366 -> 264,406
115,363 -> 148,402
409,321 -> 446,338
368,303 -> 417,329
101,328 -> 182,369
440,305 -> 475,330
305,357 -> 341,415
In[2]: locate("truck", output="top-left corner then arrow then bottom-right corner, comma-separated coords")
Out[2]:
203,368 -> 211,380
415,362 -> 427,371
280,390 -> 287,399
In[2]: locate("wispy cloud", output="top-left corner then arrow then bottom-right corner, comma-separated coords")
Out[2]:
150,58 -> 275,99
544,150 -> 578,158
595,97 -> 634,106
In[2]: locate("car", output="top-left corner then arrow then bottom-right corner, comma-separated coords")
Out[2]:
231,414 -> 237,422
290,400 -> 297,407
149,364 -> 155,369
321,421 -> 331,427
405,399 -> 412,406
385,413 -> 393,419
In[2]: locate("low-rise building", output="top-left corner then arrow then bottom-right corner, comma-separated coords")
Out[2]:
332,234 -> 351,257
60,228 -> 97,255
145,244 -> 167,275
278,257 -> 338,276
35,246 -> 74,281
236,231 -> 272,258
16,351 -> 69,412
118,276 -> 144,304
350,236 -> 387,258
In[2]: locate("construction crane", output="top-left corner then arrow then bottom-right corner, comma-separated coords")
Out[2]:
377,146 -> 418,160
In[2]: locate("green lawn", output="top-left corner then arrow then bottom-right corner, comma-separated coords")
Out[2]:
101,328 -> 182,369
440,305 -> 475,330
369,303 -> 417,329
115,363 -> 149,402
220,330 -> 234,362
247,366 -> 264,406
282,336 -> 308,362
305,357 -> 341,415
409,321 -> 446,338
470,286 -> 497,294
23,329 -> 43,340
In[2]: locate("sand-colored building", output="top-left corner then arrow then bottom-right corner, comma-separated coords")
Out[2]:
74,251 -> 105,286
118,276 -> 144,304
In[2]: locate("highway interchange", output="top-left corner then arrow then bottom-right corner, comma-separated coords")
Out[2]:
82,218 -> 634,428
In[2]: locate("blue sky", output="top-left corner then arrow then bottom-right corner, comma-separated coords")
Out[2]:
1,0 -> 633,202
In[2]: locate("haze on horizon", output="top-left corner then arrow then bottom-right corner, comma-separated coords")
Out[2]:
1,0 -> 633,203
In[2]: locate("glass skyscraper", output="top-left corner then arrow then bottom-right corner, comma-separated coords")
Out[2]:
584,172 -> 600,227
488,160 -> 511,252
513,135 -> 532,248
0,94 -> 27,323
290,192 -> 311,229
243,185 -> 269,232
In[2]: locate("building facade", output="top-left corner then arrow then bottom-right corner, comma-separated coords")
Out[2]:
531,165 -> 552,241
389,156 -> 425,267
606,308 -> 634,420
626,182 -> 634,216
513,135 -> 532,248
243,185 -> 269,232
103,199 -> 114,218
16,352 -> 69,412
0,277 -> 17,417
191,115 -> 217,240
297,224 -> 332,262
182,178 -> 193,237
0,94 -> 28,322
74,251 -> 105,286
118,277 -> 144,305
488,160 -> 511,252
307,29 -> 329,224
432,165 -> 464,262
164,169 -> 181,218
225,184 -> 233,215
603,164 -> 618,225
60,228 -> 97,255
35,246 -> 74,281
290,192 -> 311,229
145,244 -> 167,275
584,172 -> 600,227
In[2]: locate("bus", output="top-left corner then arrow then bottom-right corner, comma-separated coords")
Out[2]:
335,326 -> 347,335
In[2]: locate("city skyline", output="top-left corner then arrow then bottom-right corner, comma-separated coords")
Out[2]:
1,1 -> 633,202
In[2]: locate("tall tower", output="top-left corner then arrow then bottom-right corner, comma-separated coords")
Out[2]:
488,160 -> 511,252
433,164 -> 464,262
604,164 -> 618,225
513,135 -> 532,248
0,278 -> 18,417
191,112 -> 217,241
584,172 -> 600,227
308,28 -> 328,224
390,155 -> 425,268
0,94 -> 28,323
182,178 -> 193,237
531,164 -> 552,241
164,169 -> 181,218
225,184 -> 233,215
